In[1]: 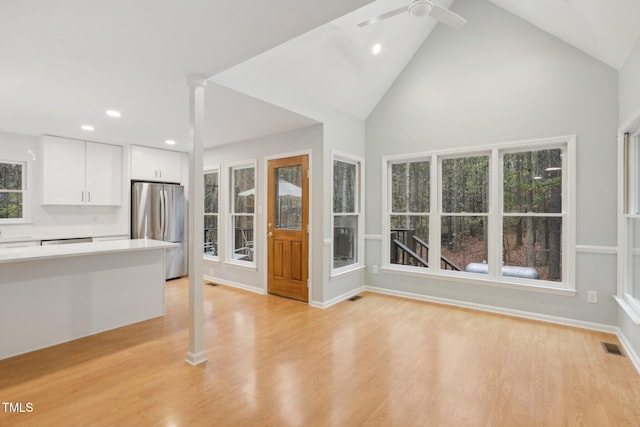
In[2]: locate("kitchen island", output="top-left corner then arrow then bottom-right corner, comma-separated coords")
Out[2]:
0,239 -> 178,360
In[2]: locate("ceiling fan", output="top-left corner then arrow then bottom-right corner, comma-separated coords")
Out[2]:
358,0 -> 467,29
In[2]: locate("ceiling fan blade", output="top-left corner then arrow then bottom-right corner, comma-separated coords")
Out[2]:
429,3 -> 467,29
357,6 -> 409,27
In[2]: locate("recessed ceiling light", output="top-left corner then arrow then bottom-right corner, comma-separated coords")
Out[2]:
81,125 -> 95,131
106,110 -> 121,118
372,43 -> 382,55
165,139 -> 176,145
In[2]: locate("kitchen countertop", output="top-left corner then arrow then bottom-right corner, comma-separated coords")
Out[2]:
0,239 -> 178,264
0,232 -> 129,244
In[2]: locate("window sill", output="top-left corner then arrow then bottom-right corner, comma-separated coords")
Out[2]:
330,265 -> 365,280
380,266 -> 577,296
203,255 -> 220,262
0,218 -> 32,225
614,295 -> 640,325
224,260 -> 257,271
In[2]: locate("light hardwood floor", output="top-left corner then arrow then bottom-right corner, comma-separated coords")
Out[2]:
1,278 -> 639,426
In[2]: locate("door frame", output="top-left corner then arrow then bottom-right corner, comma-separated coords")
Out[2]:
263,149 -> 313,303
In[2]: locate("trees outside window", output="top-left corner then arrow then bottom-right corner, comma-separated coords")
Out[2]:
332,154 -> 363,273
384,137 -> 573,291
230,164 -> 255,264
204,170 -> 219,258
388,160 -> 430,268
503,148 -> 563,282
441,155 -> 489,272
0,161 -> 25,221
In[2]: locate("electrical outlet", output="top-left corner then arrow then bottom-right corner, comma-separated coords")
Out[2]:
587,290 -> 598,304
373,265 -> 379,274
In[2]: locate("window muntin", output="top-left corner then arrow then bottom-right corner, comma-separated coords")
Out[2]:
0,161 -> 25,221
204,170 -> 219,258
332,155 -> 363,273
389,160 -> 430,269
384,138 -> 573,291
230,165 -> 255,263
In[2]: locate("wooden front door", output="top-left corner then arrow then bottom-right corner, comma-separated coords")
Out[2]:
267,155 -> 309,302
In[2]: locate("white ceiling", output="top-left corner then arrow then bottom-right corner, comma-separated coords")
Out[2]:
214,0 -> 640,122
1,0 -> 640,150
0,0 -> 372,150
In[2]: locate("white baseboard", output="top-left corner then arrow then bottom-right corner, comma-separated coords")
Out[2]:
310,286 -> 366,309
203,275 -> 266,295
185,351 -> 208,366
617,330 -> 640,375
364,285 -> 618,334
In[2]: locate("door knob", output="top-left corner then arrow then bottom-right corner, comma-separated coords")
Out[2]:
267,232 -> 273,237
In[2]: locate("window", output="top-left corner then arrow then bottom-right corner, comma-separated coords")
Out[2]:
384,137 -> 574,292
441,155 -> 489,273
502,148 -> 564,282
388,159 -> 430,268
0,161 -> 26,222
204,170 -> 219,259
230,164 -> 255,264
620,127 -> 640,319
332,153 -> 364,273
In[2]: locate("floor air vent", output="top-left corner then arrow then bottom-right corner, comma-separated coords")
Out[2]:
601,342 -> 625,356
206,282 -> 219,287
348,295 -> 363,302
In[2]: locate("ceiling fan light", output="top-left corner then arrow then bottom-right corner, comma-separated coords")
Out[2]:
409,1 -> 432,18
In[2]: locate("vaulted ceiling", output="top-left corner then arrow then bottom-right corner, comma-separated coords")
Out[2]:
1,0 -> 639,149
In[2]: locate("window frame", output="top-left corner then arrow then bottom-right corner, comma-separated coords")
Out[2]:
382,136 -> 576,295
386,156 -> 432,273
203,167 -> 220,261
0,159 -> 29,224
618,117 -> 640,323
331,151 -> 365,277
227,161 -> 257,268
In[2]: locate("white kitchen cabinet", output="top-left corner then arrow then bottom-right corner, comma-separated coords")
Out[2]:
130,145 -> 182,183
41,135 -> 122,206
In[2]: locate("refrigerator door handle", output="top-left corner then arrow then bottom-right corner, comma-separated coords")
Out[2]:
159,189 -> 165,241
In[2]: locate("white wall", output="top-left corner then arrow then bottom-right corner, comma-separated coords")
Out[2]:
0,131 -> 128,240
209,75 -> 368,304
365,0 -> 619,324
618,33 -> 640,364
620,36 -> 640,125
202,125 -> 325,301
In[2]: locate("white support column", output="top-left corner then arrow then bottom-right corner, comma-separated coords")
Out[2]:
185,75 -> 208,366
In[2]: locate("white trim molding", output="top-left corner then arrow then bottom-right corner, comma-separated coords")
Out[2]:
575,245 -> 618,254
365,285 -> 616,334
617,329 -> 640,374
203,275 -> 266,295
310,286 -> 365,309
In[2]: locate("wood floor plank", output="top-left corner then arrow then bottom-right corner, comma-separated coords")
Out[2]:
1,278 -> 639,426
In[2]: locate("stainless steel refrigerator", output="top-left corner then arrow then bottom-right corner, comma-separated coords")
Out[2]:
131,182 -> 187,279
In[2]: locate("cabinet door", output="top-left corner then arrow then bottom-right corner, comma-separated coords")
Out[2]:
157,149 -> 182,183
131,145 -> 159,181
41,136 -> 86,205
86,142 -> 122,205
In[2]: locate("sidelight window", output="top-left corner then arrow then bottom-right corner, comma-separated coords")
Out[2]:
229,163 -> 256,264
204,169 -> 219,259
332,153 -> 364,274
